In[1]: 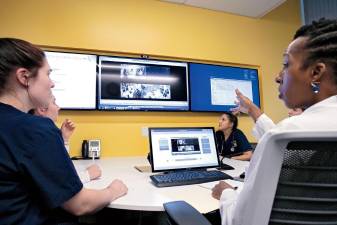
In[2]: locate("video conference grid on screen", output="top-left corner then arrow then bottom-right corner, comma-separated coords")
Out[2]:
150,128 -> 219,171
97,56 -> 189,111
45,51 -> 97,109
189,63 -> 260,112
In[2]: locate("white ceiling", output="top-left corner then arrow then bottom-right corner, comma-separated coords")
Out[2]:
161,0 -> 287,18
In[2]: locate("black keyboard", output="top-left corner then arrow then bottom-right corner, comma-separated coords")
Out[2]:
150,170 -> 233,187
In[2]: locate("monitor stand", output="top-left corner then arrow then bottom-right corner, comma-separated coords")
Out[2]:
218,162 -> 234,170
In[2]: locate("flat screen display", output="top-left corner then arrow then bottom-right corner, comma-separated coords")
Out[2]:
149,127 -> 219,172
97,56 -> 189,111
45,51 -> 97,109
189,63 -> 260,112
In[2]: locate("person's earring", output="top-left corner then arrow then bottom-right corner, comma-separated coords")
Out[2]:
311,82 -> 320,94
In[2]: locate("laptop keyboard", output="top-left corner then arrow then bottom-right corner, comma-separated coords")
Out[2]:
150,170 -> 233,187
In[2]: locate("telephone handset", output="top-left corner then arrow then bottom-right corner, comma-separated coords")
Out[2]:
82,140 -> 89,158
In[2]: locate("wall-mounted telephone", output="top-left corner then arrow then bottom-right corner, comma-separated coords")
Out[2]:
82,139 -> 101,159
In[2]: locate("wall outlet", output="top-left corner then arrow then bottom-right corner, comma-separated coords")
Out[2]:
141,127 -> 149,137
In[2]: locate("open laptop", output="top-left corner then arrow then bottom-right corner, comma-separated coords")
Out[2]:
149,127 -> 232,187
149,127 -> 220,172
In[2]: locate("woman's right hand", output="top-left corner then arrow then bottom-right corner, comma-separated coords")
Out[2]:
211,181 -> 235,200
107,179 -> 128,201
231,89 -> 253,114
61,119 -> 76,142
231,89 -> 262,122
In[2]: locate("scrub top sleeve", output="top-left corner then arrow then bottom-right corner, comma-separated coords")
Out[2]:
19,120 -> 83,209
236,129 -> 252,152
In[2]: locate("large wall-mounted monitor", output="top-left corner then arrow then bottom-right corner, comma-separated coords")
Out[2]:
97,56 -> 189,111
189,63 -> 260,112
45,51 -> 97,109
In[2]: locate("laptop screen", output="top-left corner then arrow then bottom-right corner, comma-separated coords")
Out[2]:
149,127 -> 220,172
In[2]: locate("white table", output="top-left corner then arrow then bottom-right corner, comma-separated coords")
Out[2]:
73,157 -> 248,213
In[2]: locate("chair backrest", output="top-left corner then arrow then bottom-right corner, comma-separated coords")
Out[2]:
240,131 -> 337,225
269,140 -> 337,225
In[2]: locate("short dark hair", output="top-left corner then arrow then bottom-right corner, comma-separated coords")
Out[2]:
0,38 -> 45,94
223,112 -> 238,130
27,109 -> 35,115
294,18 -> 337,84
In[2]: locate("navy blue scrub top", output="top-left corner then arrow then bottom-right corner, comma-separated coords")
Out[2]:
215,129 -> 252,157
0,103 -> 83,225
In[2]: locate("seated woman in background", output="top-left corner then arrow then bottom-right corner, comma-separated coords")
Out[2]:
29,95 -> 101,183
215,112 -> 253,161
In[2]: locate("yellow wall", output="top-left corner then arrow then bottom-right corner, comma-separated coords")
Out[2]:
0,0 -> 301,157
